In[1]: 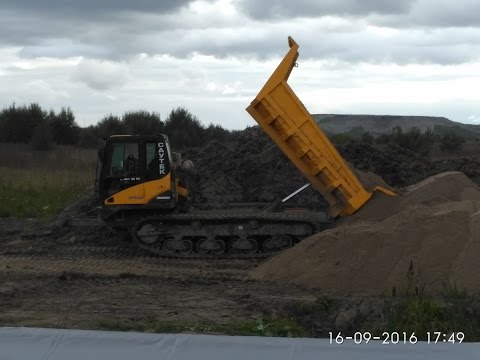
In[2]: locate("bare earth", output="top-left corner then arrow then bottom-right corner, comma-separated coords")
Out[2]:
252,172 -> 480,295
0,218 -> 322,331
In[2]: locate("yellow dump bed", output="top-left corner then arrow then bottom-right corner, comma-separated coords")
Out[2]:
247,37 -> 388,217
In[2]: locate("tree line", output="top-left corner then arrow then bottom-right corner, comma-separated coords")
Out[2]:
0,103 -> 237,151
330,125 -> 467,154
0,102 -> 468,154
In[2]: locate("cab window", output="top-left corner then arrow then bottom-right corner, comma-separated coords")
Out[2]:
109,143 -> 139,176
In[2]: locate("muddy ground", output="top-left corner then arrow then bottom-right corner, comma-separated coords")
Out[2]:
0,217 -> 388,336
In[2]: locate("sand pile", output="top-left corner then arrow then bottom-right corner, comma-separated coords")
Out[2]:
251,171 -> 480,295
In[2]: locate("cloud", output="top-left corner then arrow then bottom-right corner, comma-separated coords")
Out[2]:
19,39 -> 108,59
468,115 -> 480,124
237,0 -> 414,19
0,0 -> 193,54
238,0 -> 480,28
1,0 -> 480,66
72,59 -> 129,90
372,0 -> 480,28
0,0 -> 192,18
21,80 -> 69,102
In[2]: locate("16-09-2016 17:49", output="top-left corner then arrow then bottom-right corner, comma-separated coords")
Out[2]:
329,332 -> 465,345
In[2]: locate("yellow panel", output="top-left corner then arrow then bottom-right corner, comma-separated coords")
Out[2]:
246,36 -> 393,217
144,174 -> 172,202
105,174 -> 172,205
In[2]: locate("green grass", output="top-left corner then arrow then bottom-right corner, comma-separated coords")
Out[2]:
231,317 -> 305,337
385,290 -> 446,338
0,143 -> 96,218
96,316 -> 305,337
384,263 -> 480,341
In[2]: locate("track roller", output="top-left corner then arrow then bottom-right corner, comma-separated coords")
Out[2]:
195,237 -> 226,255
263,234 -> 294,253
229,237 -> 259,254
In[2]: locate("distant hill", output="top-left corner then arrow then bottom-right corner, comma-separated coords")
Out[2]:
312,114 -> 480,138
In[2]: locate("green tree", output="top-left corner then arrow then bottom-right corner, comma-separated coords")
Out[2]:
330,133 -> 352,146
164,107 -> 205,149
360,132 -> 375,145
390,126 -> 435,156
375,133 -> 390,145
77,125 -> 100,148
31,120 -> 53,151
348,126 -> 366,138
51,107 -> 79,144
205,123 -> 233,143
0,103 -> 46,143
96,114 -> 126,138
122,110 -> 162,135
440,131 -> 465,153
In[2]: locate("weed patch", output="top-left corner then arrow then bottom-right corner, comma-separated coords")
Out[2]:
96,316 -> 305,337
384,263 -> 480,341
0,144 -> 95,218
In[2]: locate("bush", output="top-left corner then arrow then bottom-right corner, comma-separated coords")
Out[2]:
50,107 -> 79,145
96,114 -> 126,138
164,107 -> 206,150
30,122 -> 53,151
389,126 -> 435,156
360,132 -> 375,145
78,126 -> 100,148
385,261 -> 480,340
122,110 -> 162,135
0,103 -> 45,143
330,133 -> 353,146
440,131 -> 465,153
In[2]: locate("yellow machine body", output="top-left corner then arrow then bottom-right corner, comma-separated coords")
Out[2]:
104,175 -> 172,205
246,37 -> 394,217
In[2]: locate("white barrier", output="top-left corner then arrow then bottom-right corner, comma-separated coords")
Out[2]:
0,327 -> 479,360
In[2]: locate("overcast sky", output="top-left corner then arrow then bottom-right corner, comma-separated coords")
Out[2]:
1,0 -> 480,129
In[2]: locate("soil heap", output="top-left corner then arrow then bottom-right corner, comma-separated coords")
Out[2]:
184,128 -> 480,210
185,128 -> 328,209
339,140 -> 480,187
251,171 -> 480,295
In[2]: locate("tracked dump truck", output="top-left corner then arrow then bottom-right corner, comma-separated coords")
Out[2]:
246,37 -> 394,217
96,36 -> 393,258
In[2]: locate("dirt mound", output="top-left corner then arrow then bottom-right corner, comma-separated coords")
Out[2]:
340,140 -> 480,187
251,172 -> 480,295
185,141 -> 244,205
435,157 -> 480,183
185,130 -> 480,210
340,141 -> 437,187
187,128 -> 328,209
186,129 -> 401,209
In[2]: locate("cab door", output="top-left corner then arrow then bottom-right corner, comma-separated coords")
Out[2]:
100,141 -> 144,203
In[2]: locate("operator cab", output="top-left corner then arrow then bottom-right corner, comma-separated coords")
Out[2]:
96,134 -> 180,222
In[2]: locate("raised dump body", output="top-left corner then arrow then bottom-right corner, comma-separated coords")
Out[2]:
247,37 -> 393,217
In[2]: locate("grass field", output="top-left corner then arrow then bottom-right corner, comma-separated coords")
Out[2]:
0,143 -> 96,218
